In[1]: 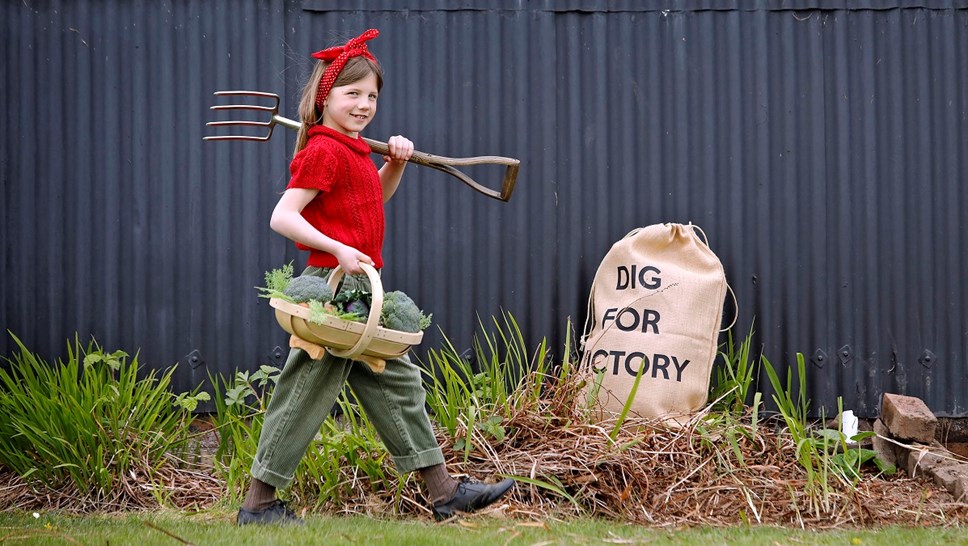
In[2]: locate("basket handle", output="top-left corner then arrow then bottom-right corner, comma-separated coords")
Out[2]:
324,263 -> 384,360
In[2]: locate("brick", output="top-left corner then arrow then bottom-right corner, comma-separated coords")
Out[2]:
931,463 -> 968,494
954,475 -> 968,502
871,419 -> 897,468
905,446 -> 946,478
881,393 -> 937,443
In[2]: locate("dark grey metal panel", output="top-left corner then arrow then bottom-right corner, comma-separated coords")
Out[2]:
549,6 -> 968,417
3,1 -> 966,416
304,0 -> 968,12
1,0 -> 293,401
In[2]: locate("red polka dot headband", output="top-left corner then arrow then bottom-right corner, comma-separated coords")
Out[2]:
312,29 -> 380,111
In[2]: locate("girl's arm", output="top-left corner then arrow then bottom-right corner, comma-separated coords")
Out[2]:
269,188 -> 374,275
378,135 -> 414,202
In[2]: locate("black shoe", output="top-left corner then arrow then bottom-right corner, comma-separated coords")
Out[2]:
432,477 -> 515,521
237,499 -> 304,526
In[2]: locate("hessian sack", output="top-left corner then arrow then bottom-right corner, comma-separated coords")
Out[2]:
581,223 -> 729,421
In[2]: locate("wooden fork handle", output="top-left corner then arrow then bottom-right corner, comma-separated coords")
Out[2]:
273,114 -> 519,201
363,137 -> 519,201
363,138 -> 518,167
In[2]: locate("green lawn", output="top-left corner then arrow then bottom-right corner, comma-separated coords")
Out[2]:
1,510 -> 966,546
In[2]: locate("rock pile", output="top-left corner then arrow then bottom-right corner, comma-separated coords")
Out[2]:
873,393 -> 968,502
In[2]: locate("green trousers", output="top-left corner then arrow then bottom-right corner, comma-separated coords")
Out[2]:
251,268 -> 445,489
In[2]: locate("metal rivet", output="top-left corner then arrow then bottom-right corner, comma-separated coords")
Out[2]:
270,346 -> 286,362
184,349 -> 204,370
838,345 -> 853,366
811,349 -> 827,368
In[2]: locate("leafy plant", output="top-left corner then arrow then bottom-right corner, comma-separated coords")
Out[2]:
0,333 -> 198,496
761,352 -> 832,504
710,323 -> 759,416
307,299 -> 366,324
209,365 -> 280,501
608,351 -> 647,442
757,354 -> 899,514
814,428 -> 897,482
814,399 -> 896,483
256,262 -> 295,300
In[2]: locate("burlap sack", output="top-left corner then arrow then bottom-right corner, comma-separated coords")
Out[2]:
582,223 -> 728,421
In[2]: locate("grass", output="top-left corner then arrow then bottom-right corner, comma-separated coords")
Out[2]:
0,334 -> 207,509
1,510 -> 966,546
1,321 -> 964,529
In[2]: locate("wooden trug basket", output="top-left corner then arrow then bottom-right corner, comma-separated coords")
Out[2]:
269,263 -> 422,361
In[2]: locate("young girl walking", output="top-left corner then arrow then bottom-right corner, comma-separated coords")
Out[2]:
237,29 -> 514,525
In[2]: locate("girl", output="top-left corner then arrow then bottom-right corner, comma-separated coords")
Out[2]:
237,29 -> 514,525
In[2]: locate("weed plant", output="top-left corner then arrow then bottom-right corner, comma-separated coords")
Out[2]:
0,334 -> 205,500
209,363 -> 408,511
419,312 -> 558,459
209,366 -> 279,502
709,322 -> 759,416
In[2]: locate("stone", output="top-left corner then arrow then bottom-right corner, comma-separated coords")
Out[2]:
931,463 -> 968,494
871,419 -> 897,468
954,475 -> 968,502
880,393 -> 937,443
904,445 -> 947,478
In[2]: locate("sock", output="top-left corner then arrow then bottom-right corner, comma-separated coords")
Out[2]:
419,464 -> 460,505
242,478 -> 277,512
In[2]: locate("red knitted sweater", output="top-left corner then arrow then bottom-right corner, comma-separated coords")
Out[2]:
287,125 -> 385,268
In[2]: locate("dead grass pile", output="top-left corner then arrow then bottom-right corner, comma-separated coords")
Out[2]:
437,376 -> 968,528
443,414 -> 967,527
0,453 -> 222,514
291,369 -> 967,527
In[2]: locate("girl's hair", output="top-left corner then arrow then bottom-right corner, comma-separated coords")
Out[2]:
294,56 -> 384,155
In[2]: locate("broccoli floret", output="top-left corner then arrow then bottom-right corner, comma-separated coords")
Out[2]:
283,275 -> 333,303
380,291 -> 432,333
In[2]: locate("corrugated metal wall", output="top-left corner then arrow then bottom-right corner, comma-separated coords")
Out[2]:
3,1 -> 966,417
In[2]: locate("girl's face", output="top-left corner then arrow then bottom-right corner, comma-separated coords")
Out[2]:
321,72 -> 379,138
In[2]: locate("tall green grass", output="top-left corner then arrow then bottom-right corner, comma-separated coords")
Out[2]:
0,333 -> 204,496
418,312 -> 558,459
709,322 -> 759,416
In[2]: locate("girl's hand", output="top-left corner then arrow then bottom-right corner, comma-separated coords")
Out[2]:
383,135 -> 414,164
334,244 -> 374,276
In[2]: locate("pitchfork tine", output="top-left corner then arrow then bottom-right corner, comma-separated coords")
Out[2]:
203,91 -> 283,141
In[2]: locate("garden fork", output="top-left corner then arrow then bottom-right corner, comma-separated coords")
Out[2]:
204,91 -> 520,202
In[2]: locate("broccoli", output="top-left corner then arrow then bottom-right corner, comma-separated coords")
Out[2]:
283,275 -> 334,303
380,291 -> 432,333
